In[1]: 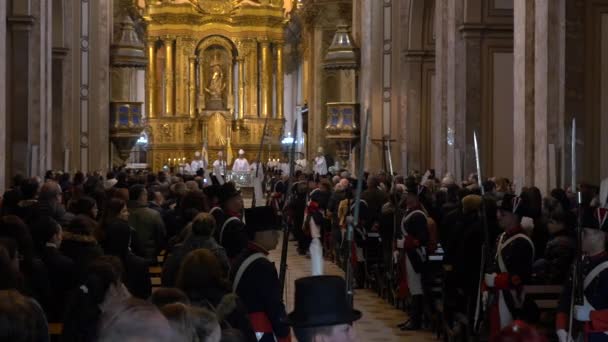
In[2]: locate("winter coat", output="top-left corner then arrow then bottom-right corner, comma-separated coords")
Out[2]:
127,201 -> 167,259
60,232 -> 104,281
162,235 -> 230,287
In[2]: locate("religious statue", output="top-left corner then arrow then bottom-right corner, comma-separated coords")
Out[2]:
205,64 -> 226,100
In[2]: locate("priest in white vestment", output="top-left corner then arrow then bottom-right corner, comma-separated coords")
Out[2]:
232,149 -> 250,172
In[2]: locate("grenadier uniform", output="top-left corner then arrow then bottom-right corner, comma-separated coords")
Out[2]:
396,184 -> 429,330
484,194 -> 535,337
216,182 -> 248,260
231,206 -> 291,342
556,207 -> 608,342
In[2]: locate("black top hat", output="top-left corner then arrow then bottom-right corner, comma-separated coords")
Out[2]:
244,206 -> 280,232
287,275 -> 362,328
581,207 -> 608,232
219,182 -> 241,204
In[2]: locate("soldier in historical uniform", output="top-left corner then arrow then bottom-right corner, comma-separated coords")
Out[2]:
483,193 -> 535,337
215,182 -> 248,260
556,207 -> 608,342
396,180 -> 429,331
212,151 -> 226,185
230,206 -> 291,342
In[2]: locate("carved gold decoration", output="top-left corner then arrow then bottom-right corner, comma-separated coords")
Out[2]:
145,1 -> 289,170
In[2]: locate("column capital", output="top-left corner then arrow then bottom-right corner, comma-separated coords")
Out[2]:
258,38 -> 271,46
161,35 -> 176,43
52,47 -> 70,60
146,37 -> 159,45
7,15 -> 35,31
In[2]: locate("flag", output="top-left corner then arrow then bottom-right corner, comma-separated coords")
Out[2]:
201,141 -> 209,167
226,137 -> 233,166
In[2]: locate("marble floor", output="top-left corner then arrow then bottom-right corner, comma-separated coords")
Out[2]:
268,235 -> 436,342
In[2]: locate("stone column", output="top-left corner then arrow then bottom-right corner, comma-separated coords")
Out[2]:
146,38 -> 157,118
513,0 -> 536,191
188,57 -> 196,118
446,0 -> 464,181
237,57 -> 245,119
404,53 -> 423,173
0,0 -> 6,190
534,0 -> 565,194
433,0 -> 448,178
260,39 -> 271,117
52,48 -> 69,170
275,42 -> 284,119
163,37 -> 174,116
7,14 -> 35,177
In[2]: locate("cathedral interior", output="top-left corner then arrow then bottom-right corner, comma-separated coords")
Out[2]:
1,0 -> 607,193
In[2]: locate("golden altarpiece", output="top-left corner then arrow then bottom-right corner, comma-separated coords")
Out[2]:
144,0 -> 288,171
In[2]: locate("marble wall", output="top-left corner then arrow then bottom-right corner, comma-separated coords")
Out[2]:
0,0 -> 112,190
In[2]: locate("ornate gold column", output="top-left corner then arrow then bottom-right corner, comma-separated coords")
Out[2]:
188,57 -> 196,118
237,57 -> 245,119
260,39 -> 272,117
275,42 -> 284,119
163,37 -> 174,116
146,38 -> 157,118
198,56 -> 205,111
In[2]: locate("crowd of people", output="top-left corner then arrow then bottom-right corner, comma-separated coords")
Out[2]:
0,164 -> 606,342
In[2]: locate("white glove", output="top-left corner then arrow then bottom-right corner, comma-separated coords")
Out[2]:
521,216 -> 535,235
574,304 -> 592,321
396,238 -> 405,249
393,250 -> 399,264
556,329 -> 573,342
484,273 -> 497,287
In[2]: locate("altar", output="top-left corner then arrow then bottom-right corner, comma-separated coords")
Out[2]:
143,0 -> 289,171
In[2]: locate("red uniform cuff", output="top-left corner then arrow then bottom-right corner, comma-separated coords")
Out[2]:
556,312 -> 568,330
590,309 -> 608,331
494,273 -> 510,289
404,236 -> 420,251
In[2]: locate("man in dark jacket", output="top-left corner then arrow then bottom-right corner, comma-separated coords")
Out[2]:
361,175 -> 389,225
128,184 -> 167,260
37,216 -> 76,321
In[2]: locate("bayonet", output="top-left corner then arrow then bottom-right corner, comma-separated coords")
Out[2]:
345,109 -> 370,305
278,114 -> 298,301
473,131 -> 490,334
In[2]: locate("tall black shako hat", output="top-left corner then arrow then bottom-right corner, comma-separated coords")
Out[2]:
287,275 -> 362,328
244,206 -> 280,239
581,207 -> 608,232
497,193 -> 526,217
219,182 -> 241,204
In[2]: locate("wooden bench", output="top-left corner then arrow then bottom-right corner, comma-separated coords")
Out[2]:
49,322 -> 63,341
523,285 -> 563,310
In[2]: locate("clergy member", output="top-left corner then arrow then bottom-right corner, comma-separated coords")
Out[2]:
295,152 -> 307,173
190,151 -> 206,175
212,151 -> 226,185
232,149 -> 250,172
313,147 -> 328,177
250,159 -> 265,207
